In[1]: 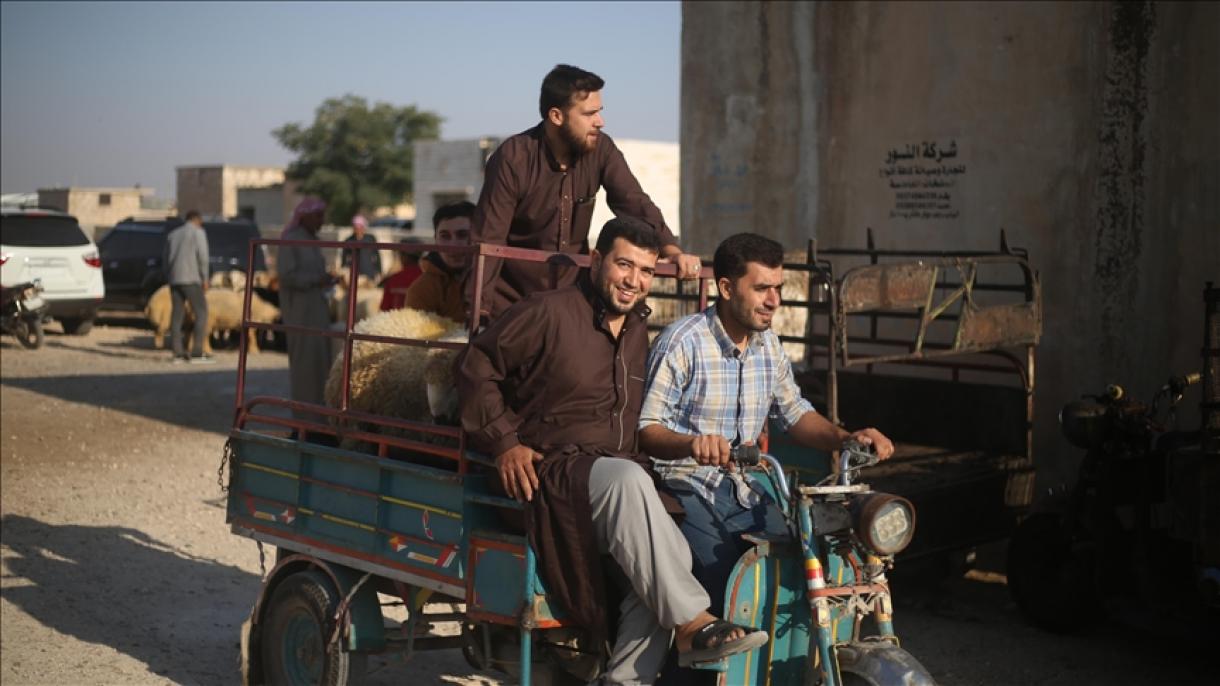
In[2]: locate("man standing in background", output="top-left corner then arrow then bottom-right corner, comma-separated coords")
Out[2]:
277,197 -> 337,425
341,214 -> 381,284
162,210 -> 212,364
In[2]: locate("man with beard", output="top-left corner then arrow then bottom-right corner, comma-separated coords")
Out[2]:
638,233 -> 895,684
468,63 -> 702,320
456,217 -> 769,684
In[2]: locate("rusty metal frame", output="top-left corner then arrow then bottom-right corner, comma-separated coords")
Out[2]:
232,239 -> 708,473
786,231 -> 1042,478
832,255 -> 1041,366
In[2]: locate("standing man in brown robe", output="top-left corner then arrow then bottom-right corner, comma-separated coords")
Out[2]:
468,63 -> 703,320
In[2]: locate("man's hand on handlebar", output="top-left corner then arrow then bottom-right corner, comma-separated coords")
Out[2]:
496,444 -> 543,502
845,427 -> 894,461
689,434 -> 733,469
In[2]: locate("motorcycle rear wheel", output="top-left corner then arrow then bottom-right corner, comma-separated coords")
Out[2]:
13,318 -> 44,349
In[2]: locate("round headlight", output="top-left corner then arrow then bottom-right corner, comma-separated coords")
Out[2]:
852,493 -> 916,556
1059,399 -> 1108,450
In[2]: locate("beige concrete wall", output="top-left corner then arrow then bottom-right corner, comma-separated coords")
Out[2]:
37,187 -> 156,237
590,139 -> 681,246
177,165 -> 285,220
412,138 -> 496,231
414,136 -> 680,245
682,1 -> 1219,484
222,166 -> 285,218
176,166 -> 226,217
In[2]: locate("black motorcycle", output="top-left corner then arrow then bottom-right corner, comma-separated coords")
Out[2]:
1,280 -> 49,349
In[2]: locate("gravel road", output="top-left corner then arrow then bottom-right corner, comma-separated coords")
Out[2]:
1,315 -> 1214,685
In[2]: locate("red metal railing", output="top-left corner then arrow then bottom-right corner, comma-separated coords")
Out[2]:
232,238 -> 710,473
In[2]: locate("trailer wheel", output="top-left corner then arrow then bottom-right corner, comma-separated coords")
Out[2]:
260,571 -> 366,685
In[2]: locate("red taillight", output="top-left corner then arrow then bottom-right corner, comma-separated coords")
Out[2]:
83,251 -> 102,268
0,252 -> 10,266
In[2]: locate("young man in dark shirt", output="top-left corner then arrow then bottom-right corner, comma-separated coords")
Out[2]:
456,217 -> 767,683
469,64 -> 703,319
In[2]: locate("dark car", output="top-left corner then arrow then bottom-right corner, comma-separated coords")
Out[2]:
369,216 -> 413,230
97,216 -> 268,310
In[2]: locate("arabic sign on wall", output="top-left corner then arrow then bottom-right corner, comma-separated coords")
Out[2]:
880,140 -> 966,220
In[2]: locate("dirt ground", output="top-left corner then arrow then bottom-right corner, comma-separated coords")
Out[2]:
1,314 -> 1215,685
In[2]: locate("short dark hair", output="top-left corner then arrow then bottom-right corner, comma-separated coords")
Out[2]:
432,200 -> 475,229
184,210 -> 202,222
594,216 -> 661,256
713,233 -> 784,282
539,64 -> 605,119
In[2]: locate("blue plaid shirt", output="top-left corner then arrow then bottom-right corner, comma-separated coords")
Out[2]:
640,305 -> 815,507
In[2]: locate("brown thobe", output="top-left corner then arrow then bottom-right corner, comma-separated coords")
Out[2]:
469,124 -> 678,318
455,278 -> 673,647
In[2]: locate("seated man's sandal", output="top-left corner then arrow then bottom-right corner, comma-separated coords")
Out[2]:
678,619 -> 769,667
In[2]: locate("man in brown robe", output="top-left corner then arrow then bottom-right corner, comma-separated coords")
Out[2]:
456,217 -> 766,683
468,64 -> 703,320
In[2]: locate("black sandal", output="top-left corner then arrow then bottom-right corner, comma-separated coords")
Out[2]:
677,618 -> 769,666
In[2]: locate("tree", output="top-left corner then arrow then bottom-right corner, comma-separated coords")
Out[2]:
273,95 -> 442,225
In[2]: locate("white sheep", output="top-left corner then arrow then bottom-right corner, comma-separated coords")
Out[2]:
146,284 -> 279,354
204,289 -> 280,353
328,285 -> 384,324
323,307 -> 467,442
209,269 -> 276,292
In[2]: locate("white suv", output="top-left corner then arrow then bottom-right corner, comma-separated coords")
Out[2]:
1,208 -> 106,334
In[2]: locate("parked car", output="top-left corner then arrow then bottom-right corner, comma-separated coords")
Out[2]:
369,216 -> 413,230
97,216 -> 268,310
0,208 -> 105,334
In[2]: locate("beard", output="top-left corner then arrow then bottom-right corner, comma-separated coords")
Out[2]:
730,298 -> 773,333
561,120 -> 595,160
594,273 -> 642,315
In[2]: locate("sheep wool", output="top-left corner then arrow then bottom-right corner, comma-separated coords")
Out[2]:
323,307 -> 467,435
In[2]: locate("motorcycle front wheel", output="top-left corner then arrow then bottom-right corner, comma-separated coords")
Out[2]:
837,641 -> 937,685
13,317 -> 44,349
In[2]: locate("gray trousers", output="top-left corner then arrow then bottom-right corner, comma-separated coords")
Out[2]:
169,283 -> 207,357
588,458 -> 710,685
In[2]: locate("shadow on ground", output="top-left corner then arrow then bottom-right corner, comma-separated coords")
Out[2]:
0,368 -> 289,435
1,514 -> 259,683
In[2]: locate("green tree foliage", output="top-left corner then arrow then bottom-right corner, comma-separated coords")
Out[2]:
273,95 -> 442,224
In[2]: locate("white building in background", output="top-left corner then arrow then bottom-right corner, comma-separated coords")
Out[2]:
36,186 -> 174,238
412,136 -> 680,239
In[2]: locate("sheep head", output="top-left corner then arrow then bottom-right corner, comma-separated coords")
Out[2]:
423,330 -> 466,425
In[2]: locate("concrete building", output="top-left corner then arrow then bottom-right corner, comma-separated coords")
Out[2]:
412,136 -> 680,240
681,1 -> 1218,483
176,165 -> 293,225
36,186 -> 174,237
589,139 -> 681,245
412,138 -> 500,233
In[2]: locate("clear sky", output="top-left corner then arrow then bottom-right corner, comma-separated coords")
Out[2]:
0,1 -> 680,197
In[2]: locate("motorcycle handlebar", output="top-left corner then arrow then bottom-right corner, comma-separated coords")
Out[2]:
1166,373 -> 1201,395
840,439 -> 879,469
729,444 -> 762,467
